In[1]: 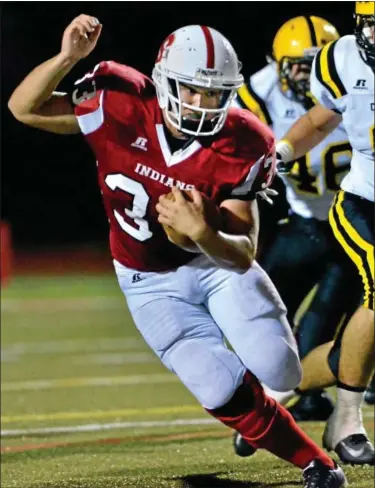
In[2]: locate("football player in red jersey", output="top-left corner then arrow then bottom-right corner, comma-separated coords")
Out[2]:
8,15 -> 347,488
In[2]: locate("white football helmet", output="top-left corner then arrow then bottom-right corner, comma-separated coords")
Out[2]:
152,25 -> 244,137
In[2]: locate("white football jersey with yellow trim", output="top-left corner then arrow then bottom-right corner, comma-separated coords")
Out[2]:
311,35 -> 374,202
234,63 -> 351,220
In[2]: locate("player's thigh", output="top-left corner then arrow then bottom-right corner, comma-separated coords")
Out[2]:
296,257 -> 362,358
260,214 -> 330,269
329,190 -> 374,310
207,261 -> 301,392
132,298 -> 246,409
115,261 -> 246,410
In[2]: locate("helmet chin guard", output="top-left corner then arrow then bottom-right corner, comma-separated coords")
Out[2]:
152,25 -> 243,137
278,50 -> 318,106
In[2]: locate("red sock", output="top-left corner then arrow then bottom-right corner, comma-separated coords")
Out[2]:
206,371 -> 334,469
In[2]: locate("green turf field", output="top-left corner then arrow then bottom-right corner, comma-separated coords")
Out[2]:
1,274 -> 374,488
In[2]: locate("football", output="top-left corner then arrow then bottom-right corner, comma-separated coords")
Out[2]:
161,190 -> 222,252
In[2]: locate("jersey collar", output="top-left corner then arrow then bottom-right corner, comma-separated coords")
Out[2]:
155,124 -> 202,167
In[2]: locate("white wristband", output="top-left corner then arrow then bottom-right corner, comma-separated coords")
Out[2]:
276,140 -> 295,163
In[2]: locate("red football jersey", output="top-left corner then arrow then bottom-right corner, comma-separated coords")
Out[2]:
73,61 -> 275,271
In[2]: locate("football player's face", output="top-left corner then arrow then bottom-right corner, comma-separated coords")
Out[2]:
363,19 -> 375,44
290,63 -> 311,82
179,83 -> 222,120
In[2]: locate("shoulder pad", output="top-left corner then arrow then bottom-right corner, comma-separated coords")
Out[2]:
236,64 -> 276,125
72,61 -> 155,106
211,107 -> 274,159
313,37 -> 351,100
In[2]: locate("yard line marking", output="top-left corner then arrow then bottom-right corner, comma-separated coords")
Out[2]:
1,418 -> 220,438
2,411 -> 374,439
2,405 -> 372,425
2,405 -> 202,424
1,351 -> 155,365
1,428 -> 229,453
1,337 -> 144,356
1,354 -> 20,364
2,373 -> 179,392
71,352 -> 157,366
2,297 -> 125,313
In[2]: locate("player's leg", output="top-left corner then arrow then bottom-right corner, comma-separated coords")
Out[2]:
291,264 -> 360,393
259,214 -> 337,420
296,249 -> 361,359
114,260 -> 246,410
258,340 -> 340,426
259,213 -> 326,326
269,191 -> 374,463
269,264 -> 360,397
364,373 -> 375,405
133,299 -> 247,410
207,260 -> 301,392
290,253 -> 362,421
116,261 -> 345,485
205,262 -> 343,473
324,190 -> 375,464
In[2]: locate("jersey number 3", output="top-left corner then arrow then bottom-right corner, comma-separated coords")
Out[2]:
105,174 -> 153,241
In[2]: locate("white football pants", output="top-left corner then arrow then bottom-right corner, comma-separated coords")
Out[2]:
114,254 -> 301,410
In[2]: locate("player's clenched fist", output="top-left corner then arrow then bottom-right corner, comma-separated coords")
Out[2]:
60,15 -> 102,62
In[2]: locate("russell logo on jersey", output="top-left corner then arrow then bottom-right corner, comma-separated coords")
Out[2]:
284,109 -> 296,118
132,273 -> 144,283
131,137 -> 148,151
353,79 -> 368,90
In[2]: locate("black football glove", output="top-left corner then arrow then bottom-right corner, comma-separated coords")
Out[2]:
276,151 -> 295,174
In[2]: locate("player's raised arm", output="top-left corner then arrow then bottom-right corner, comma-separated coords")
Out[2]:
8,14 -> 102,134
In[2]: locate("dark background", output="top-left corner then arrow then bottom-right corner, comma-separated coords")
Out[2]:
2,2 -> 355,249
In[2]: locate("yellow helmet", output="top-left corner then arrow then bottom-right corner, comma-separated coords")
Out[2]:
354,2 -> 375,67
272,16 -> 339,104
356,1 -> 375,15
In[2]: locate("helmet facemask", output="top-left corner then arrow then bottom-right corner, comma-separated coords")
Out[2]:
153,65 -> 239,137
355,13 -> 375,68
278,48 -> 318,107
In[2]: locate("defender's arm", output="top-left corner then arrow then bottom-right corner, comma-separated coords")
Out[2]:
277,103 -> 342,164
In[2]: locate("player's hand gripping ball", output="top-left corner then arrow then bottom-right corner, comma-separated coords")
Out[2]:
160,190 -> 222,252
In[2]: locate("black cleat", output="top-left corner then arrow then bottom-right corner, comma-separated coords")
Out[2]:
288,390 -> 334,422
364,375 -> 375,405
233,432 -> 257,457
364,388 -> 375,405
330,434 -> 375,466
302,459 -> 347,488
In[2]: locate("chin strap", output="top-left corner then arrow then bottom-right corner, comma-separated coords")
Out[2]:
181,135 -> 196,151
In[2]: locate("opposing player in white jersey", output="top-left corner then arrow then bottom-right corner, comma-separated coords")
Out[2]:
265,1 -> 375,466
233,16 -> 362,438
8,15 -> 348,488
